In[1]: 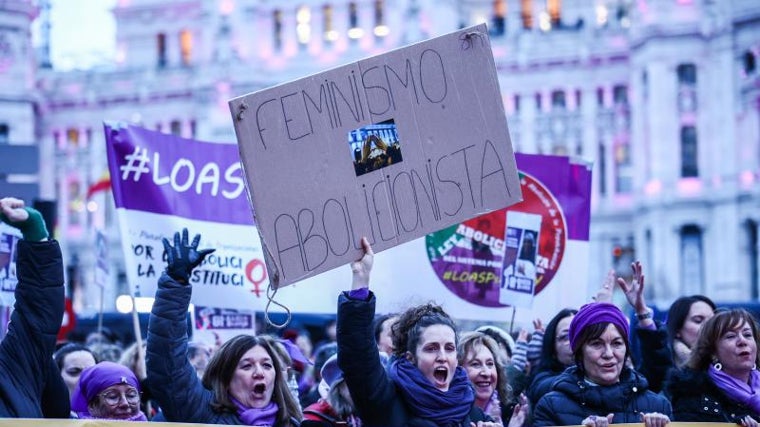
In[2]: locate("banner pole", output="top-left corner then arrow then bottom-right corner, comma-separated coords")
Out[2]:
97,286 -> 104,339
509,305 -> 516,335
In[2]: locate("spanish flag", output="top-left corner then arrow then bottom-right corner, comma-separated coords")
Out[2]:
86,171 -> 111,199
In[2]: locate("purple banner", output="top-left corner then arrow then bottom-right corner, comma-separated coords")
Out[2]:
514,153 -> 591,241
104,123 -> 254,226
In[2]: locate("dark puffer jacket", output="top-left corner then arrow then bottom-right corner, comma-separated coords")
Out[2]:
0,240 -> 64,417
533,366 -> 672,426
666,367 -> 759,423
337,291 -> 490,427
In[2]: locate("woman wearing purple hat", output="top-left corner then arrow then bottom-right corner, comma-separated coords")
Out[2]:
533,302 -> 672,427
146,229 -> 301,426
70,361 -> 147,420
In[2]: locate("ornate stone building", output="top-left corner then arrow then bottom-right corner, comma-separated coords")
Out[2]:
2,0 -> 759,312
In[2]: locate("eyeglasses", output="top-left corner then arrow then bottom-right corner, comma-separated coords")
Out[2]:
99,388 -> 141,406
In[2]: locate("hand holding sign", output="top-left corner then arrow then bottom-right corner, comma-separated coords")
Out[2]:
162,228 -> 215,284
351,237 -> 374,291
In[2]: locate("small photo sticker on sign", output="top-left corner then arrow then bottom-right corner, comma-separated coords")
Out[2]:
348,118 -> 404,177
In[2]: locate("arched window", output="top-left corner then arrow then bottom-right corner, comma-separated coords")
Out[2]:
677,63 -> 697,85
296,5 -> 311,46
273,9 -> 283,51
680,125 -> 698,177
323,5 -> 337,42
157,33 -> 167,68
680,225 -> 703,295
492,0 -> 506,36
521,0 -> 533,29
374,0 -> 389,38
551,90 -> 565,109
744,51 -> 756,75
180,29 -> 192,66
547,0 -> 561,26
348,2 -> 363,39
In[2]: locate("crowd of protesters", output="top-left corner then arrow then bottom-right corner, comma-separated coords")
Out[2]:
1,196 -> 760,426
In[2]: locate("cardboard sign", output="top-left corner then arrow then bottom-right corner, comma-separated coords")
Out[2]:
230,24 -> 521,288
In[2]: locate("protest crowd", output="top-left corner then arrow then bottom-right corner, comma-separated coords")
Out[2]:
1,195 -> 759,427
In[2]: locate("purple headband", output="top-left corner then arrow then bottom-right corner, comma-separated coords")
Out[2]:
568,302 -> 630,351
70,361 -> 140,413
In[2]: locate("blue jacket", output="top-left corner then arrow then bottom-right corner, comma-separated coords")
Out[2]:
533,366 -> 672,426
146,273 -> 298,426
336,291 -> 489,427
0,240 -> 64,417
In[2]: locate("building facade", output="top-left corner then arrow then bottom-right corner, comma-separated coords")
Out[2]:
3,0 -> 760,313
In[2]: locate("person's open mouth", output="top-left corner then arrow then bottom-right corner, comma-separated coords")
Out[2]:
433,367 -> 448,384
253,383 -> 266,395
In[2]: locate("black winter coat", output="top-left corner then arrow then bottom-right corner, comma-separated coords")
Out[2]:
527,367 -> 564,407
634,323 -> 671,393
666,367 -> 759,423
337,291 -> 490,427
0,240 -> 64,418
533,366 -> 672,426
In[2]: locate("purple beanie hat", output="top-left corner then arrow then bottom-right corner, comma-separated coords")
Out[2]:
70,361 -> 141,413
568,302 -> 630,351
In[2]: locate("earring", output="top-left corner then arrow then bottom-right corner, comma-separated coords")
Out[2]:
754,364 -> 757,370
713,361 -> 723,371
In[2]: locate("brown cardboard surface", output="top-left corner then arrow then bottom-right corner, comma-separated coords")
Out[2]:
229,24 -> 521,288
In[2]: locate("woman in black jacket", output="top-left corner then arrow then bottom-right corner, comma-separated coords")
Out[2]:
146,228 -> 301,426
337,237 -> 498,427
526,308 -> 577,405
0,197 -> 65,418
533,302 -> 671,427
666,308 -> 760,426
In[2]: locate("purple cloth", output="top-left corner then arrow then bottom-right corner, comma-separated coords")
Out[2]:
70,361 -> 141,414
278,338 -> 313,366
76,411 -> 148,421
388,357 -> 474,426
346,288 -> 370,300
568,302 -> 629,351
231,397 -> 278,426
708,365 -> 760,415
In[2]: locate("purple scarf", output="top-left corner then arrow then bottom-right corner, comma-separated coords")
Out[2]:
75,411 -> 148,421
388,358 -> 474,426
231,396 -> 279,426
708,365 -> 760,415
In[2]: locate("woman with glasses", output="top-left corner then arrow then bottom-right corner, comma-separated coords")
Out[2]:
70,361 -> 147,420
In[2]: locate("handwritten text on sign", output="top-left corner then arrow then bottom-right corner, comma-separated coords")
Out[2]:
230,24 -> 521,288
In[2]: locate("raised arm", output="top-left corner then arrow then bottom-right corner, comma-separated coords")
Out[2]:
146,228 -> 215,422
337,237 -> 399,424
0,197 -> 64,417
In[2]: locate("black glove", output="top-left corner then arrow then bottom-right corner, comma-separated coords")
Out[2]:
162,228 -> 215,284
